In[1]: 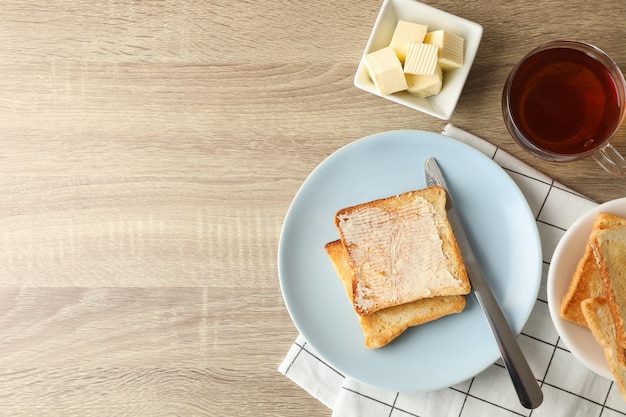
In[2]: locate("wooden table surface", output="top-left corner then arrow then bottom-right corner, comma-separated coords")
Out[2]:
1,1 -> 626,415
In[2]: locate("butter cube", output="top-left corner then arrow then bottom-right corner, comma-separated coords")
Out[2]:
403,42 -> 439,75
364,46 -> 408,95
406,65 -> 443,98
424,30 -> 464,70
389,20 -> 428,63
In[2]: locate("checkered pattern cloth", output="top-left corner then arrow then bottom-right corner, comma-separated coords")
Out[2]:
279,124 -> 626,417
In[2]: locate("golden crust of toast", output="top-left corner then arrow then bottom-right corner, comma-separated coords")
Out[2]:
581,297 -> 626,400
592,224 -> 626,366
563,213 -> 626,399
325,240 -> 465,349
560,213 -> 626,327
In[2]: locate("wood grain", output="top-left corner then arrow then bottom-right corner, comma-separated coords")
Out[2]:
0,0 -> 625,415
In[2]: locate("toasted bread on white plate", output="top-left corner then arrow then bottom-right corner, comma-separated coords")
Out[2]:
561,213 -> 626,327
592,224 -> 626,366
581,297 -> 626,400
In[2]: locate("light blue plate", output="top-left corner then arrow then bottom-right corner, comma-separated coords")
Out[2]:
278,130 -> 541,392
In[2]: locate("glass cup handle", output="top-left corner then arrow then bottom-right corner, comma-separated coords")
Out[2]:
591,143 -> 626,175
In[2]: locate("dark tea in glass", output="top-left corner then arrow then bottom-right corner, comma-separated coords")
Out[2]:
502,41 -> 626,174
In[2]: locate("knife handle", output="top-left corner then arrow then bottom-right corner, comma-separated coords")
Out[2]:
468,261 -> 544,409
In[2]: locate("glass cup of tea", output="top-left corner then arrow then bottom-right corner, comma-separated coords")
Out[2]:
502,40 -> 626,175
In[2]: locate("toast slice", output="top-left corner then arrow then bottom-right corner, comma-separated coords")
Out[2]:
561,213 -> 626,327
325,240 -> 466,349
581,297 -> 626,400
592,224 -> 626,366
334,186 -> 470,316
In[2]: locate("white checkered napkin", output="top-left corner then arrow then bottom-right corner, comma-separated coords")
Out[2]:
279,125 -> 626,417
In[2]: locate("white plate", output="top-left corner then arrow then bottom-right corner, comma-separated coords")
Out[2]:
278,130 -> 542,392
547,198 -> 626,380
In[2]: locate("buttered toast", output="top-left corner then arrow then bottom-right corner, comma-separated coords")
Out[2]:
325,240 -> 466,349
334,186 -> 470,316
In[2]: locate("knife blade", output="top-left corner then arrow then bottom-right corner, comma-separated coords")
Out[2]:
424,157 -> 543,410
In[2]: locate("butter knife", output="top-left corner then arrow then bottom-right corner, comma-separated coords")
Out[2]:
424,157 -> 543,409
